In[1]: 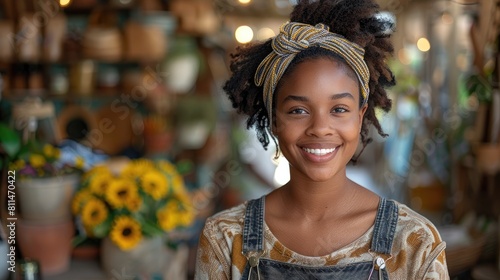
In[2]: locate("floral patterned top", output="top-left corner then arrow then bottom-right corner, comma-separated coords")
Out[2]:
195,198 -> 449,280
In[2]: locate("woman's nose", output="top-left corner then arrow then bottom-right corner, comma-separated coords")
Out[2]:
305,113 -> 333,137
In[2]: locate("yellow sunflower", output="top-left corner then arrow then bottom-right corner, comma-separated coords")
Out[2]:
140,170 -> 168,200
9,159 -> 25,170
83,165 -> 112,181
89,173 -> 114,195
105,178 -> 139,209
72,189 -> 92,215
177,206 -> 195,227
157,160 -> 177,175
157,204 -> 176,232
43,144 -> 55,158
121,159 -> 154,179
174,191 -> 193,209
81,197 -> 108,228
171,174 -> 187,196
126,195 -> 142,212
157,201 -> 193,231
173,197 -> 195,227
29,154 -> 46,168
75,156 -> 85,169
110,216 -> 143,250
53,148 -> 61,159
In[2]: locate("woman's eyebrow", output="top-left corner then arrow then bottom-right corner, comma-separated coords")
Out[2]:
330,92 -> 355,100
282,92 -> 355,103
283,95 -> 309,102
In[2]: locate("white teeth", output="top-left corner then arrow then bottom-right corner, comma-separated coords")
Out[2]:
302,147 -> 336,156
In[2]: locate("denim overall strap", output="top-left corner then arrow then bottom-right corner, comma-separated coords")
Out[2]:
370,198 -> 399,255
242,196 -> 265,254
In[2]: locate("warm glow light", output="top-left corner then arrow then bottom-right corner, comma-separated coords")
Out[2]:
239,0 -> 252,4
256,27 -> 276,41
417,38 -> 431,52
59,0 -> 71,7
235,26 -> 254,44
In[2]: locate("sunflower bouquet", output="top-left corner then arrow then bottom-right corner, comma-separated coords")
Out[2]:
72,158 -> 195,251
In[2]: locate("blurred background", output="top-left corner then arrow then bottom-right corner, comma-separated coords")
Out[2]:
0,0 -> 499,279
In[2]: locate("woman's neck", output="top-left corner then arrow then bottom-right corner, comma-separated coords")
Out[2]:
277,172 -> 360,222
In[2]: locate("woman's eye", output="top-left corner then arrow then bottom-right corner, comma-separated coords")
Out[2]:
332,107 -> 348,113
289,108 -> 307,114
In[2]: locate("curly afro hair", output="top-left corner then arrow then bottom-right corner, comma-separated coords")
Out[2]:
223,0 -> 396,154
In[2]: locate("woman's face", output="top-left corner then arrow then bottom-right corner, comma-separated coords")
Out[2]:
274,58 -> 367,183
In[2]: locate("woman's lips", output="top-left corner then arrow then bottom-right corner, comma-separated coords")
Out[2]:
302,147 -> 337,156
300,146 -> 340,163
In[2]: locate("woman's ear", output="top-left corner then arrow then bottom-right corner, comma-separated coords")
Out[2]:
358,104 -> 368,131
271,122 -> 277,135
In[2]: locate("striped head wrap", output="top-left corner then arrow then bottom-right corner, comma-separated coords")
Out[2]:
255,22 -> 370,125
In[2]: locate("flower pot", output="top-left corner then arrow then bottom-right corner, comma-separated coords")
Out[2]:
16,174 -> 80,223
16,219 -> 74,276
100,236 -> 189,279
144,131 -> 174,155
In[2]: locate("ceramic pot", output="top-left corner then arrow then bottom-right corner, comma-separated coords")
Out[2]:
16,174 -> 79,223
162,37 -> 201,94
100,236 -> 189,279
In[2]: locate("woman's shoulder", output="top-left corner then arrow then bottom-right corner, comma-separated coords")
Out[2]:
388,201 -> 449,279
202,200 -> 249,235
391,200 -> 444,246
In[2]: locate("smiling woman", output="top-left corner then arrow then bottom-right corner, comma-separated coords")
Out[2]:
195,0 -> 450,279
273,58 -> 365,182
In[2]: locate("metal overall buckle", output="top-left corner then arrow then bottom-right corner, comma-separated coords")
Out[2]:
244,250 -> 264,280
367,250 -> 393,280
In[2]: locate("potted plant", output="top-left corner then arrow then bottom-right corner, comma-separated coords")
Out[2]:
465,71 -> 500,175
1,122 -> 84,221
0,122 -> 85,275
10,139 -> 84,222
72,158 -> 196,279
0,123 -> 21,280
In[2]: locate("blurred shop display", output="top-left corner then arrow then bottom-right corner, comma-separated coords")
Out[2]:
0,0 -> 499,278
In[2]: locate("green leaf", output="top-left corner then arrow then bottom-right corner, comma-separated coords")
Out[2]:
465,74 -> 492,103
176,159 -> 193,175
0,123 -> 21,160
93,219 -> 112,238
72,235 -> 88,248
141,219 -> 164,237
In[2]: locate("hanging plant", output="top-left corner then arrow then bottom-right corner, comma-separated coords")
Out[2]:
465,73 -> 493,104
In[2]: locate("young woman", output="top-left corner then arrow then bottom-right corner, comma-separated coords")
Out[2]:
195,0 -> 449,279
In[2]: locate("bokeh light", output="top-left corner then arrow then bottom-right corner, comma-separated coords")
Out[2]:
235,25 -> 254,44
59,0 -> 71,6
417,37 -> 431,52
256,27 -> 276,41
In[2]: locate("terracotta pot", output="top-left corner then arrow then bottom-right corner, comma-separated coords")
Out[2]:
16,174 -> 80,223
144,131 -> 173,155
16,219 -> 74,276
